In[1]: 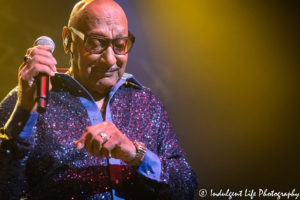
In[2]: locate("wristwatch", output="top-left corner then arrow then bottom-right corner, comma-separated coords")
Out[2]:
125,141 -> 147,166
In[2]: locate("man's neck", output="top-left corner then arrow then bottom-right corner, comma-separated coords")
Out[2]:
87,89 -> 109,120
87,89 -> 109,102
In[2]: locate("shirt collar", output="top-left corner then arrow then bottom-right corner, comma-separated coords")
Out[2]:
51,72 -> 143,101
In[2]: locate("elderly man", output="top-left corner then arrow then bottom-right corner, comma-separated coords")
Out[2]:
0,0 -> 198,199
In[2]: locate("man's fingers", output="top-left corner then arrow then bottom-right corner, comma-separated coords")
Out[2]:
30,55 -> 56,72
84,133 -> 95,156
20,57 -> 56,77
75,140 -> 84,150
75,127 -> 89,150
27,45 -> 52,54
23,63 -> 55,80
75,122 -> 114,157
75,129 -> 89,150
30,47 -> 57,66
102,139 -> 117,158
93,138 -> 103,158
75,132 -> 106,158
25,45 -> 57,72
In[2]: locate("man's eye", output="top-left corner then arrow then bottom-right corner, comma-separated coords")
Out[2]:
89,40 -> 99,46
86,38 -> 107,48
114,39 -> 126,47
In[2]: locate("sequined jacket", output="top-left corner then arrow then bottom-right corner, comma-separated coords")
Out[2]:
0,73 -> 198,200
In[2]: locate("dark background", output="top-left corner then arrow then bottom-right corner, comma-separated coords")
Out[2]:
0,1 -> 299,199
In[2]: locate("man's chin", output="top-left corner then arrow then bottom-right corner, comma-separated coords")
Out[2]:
83,75 -> 121,95
94,79 -> 118,93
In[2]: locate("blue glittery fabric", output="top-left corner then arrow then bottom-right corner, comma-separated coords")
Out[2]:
0,73 -> 198,200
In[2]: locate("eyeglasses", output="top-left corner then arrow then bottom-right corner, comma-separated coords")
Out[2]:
69,26 -> 135,55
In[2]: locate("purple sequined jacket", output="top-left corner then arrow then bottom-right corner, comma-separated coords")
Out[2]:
0,73 -> 198,200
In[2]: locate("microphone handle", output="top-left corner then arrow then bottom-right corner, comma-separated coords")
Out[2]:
35,73 -> 49,114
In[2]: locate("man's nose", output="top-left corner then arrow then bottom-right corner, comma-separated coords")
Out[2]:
100,43 -> 117,66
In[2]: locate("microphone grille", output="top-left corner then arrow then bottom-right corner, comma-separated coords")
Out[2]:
33,36 -> 55,53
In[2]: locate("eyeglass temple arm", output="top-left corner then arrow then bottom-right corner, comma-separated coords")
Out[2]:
69,27 -> 85,40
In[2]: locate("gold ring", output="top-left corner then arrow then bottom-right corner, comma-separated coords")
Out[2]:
99,132 -> 108,143
24,55 -> 32,63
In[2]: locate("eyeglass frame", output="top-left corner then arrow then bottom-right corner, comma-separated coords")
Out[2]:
68,26 -> 135,55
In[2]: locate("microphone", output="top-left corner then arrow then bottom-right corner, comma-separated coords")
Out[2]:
33,36 -> 55,114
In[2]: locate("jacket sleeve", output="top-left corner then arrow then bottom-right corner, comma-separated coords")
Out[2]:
0,88 -> 38,199
123,89 -> 199,200
156,105 -> 199,200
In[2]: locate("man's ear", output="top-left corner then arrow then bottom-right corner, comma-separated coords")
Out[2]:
62,26 -> 71,54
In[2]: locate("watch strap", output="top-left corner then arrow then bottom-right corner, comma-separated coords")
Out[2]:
125,141 -> 147,166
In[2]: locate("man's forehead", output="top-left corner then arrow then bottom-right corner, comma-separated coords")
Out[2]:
69,0 -> 127,30
81,8 -> 124,27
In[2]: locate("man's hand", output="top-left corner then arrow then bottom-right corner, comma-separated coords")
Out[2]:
18,45 -> 57,112
75,122 -> 136,162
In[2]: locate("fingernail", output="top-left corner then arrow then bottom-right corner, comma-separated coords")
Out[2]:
53,57 -> 57,65
74,140 -> 79,146
76,141 -> 84,149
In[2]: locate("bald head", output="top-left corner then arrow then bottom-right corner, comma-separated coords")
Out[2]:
68,0 -> 127,31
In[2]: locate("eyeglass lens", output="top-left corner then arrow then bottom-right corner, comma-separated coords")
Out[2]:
85,37 -> 133,54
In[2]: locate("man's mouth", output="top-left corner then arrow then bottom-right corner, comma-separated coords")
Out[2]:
106,68 -> 118,72
92,67 -> 118,76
